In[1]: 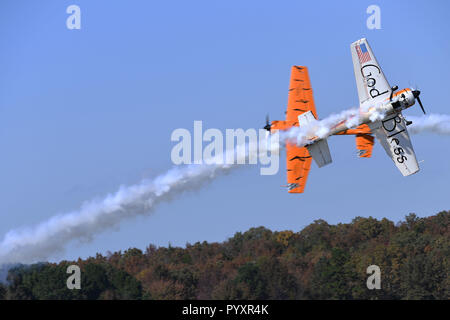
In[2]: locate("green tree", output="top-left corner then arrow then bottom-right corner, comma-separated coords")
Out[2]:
309,248 -> 358,299
233,262 -> 268,299
108,268 -> 142,300
0,283 -> 6,300
2,211 -> 448,300
81,263 -> 110,300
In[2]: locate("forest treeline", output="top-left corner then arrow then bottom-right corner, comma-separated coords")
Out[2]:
0,211 -> 448,300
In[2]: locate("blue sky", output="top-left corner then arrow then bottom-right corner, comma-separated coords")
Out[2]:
0,0 -> 449,262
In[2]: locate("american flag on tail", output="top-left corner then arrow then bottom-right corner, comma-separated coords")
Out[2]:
356,43 -> 371,64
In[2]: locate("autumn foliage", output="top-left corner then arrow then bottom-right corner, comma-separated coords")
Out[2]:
1,211 -> 448,300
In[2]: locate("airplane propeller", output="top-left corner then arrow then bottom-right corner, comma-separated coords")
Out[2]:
412,90 -> 426,114
264,114 -> 271,131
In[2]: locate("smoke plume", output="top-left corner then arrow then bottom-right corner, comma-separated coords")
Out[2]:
408,114 -> 450,135
0,164 -> 235,265
0,111 -> 448,266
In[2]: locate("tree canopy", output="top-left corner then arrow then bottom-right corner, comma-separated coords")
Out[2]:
1,211 -> 448,300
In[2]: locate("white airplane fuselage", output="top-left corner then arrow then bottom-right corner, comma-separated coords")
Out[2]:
326,88 -> 418,137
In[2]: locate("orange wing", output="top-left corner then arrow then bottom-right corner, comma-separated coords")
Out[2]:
271,121 -> 312,193
270,66 -> 317,194
286,144 -> 312,193
285,66 -> 316,193
286,66 -> 317,122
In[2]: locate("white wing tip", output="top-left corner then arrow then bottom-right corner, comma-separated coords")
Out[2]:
351,38 -> 367,46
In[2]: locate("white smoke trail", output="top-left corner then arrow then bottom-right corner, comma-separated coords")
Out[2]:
408,114 -> 450,135
0,110 -> 448,266
0,138 -> 276,265
0,164 -> 235,265
280,107 -> 360,145
0,107 -> 369,266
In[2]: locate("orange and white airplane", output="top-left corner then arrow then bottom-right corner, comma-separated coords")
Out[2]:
265,38 -> 425,193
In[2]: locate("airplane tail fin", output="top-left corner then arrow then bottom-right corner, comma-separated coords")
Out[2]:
297,111 -> 333,168
306,139 -> 332,168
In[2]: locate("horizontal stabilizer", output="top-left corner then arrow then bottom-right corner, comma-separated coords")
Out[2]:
356,133 -> 374,158
306,139 -> 332,168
